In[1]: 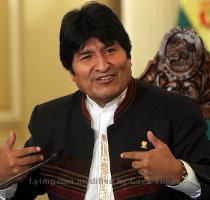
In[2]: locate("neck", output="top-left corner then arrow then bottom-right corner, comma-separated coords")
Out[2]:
87,89 -> 128,108
89,97 -> 115,108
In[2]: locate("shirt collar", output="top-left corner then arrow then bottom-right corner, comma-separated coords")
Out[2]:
81,78 -> 136,124
86,88 -> 128,112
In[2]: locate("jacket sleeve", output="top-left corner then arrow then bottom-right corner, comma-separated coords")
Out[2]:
12,106 -> 46,199
171,98 -> 210,200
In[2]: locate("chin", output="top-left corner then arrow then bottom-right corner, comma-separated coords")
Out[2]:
98,90 -> 123,102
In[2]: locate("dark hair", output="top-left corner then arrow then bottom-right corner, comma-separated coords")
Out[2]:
59,1 -> 132,73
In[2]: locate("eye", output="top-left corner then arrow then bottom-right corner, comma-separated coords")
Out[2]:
80,54 -> 92,61
105,47 -> 116,54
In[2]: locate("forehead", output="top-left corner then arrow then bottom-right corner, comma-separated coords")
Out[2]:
79,38 -> 115,51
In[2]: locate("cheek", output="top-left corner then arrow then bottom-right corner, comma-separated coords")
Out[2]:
71,68 -> 93,90
117,58 -> 132,71
73,66 -> 92,80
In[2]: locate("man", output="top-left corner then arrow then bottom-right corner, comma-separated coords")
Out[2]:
0,2 -> 210,199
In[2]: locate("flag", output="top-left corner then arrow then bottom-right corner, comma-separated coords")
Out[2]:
178,0 -> 210,51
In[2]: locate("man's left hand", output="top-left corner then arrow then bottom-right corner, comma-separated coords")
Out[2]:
121,131 -> 184,185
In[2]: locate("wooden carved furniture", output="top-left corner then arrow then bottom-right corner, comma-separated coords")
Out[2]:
139,26 -> 210,119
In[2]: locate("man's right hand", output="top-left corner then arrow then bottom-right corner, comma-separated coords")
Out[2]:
0,131 -> 44,185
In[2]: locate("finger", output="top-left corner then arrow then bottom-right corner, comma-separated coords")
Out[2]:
121,151 -> 145,160
137,169 -> 144,176
147,131 -> 164,147
138,169 -> 147,175
13,146 -> 41,158
16,154 -> 44,166
132,161 -> 144,169
5,131 -> 16,150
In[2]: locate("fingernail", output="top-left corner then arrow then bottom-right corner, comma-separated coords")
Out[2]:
36,147 -> 41,151
9,131 -> 14,137
120,153 -> 124,158
147,131 -> 152,136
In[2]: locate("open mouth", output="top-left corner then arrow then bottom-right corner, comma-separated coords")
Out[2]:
98,75 -> 113,80
96,75 -> 115,84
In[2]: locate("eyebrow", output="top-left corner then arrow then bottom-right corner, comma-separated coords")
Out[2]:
77,50 -> 92,56
77,42 -> 117,56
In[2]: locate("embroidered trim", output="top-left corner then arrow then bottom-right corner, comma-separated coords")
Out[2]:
43,165 -> 88,179
46,184 -> 85,200
114,184 -> 165,200
98,134 -> 109,199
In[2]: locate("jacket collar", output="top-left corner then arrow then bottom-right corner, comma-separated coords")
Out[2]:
81,78 -> 136,123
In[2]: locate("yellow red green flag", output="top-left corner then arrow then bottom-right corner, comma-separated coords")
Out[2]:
178,0 -> 210,51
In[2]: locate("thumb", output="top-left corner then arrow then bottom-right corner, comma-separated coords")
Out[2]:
147,131 -> 163,148
5,131 -> 16,150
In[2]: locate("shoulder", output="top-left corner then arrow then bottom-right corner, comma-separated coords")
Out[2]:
31,90 -> 82,120
134,79 -> 199,115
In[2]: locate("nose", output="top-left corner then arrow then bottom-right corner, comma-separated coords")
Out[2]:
94,54 -> 109,72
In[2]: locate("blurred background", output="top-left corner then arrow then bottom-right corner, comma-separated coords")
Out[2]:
0,0 -> 209,199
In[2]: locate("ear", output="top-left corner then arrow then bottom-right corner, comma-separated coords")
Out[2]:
128,59 -> 132,68
70,73 -> 75,82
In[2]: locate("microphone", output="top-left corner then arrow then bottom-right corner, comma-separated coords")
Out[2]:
0,151 -> 61,188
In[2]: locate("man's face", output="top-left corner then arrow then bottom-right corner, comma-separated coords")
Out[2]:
71,38 -> 132,106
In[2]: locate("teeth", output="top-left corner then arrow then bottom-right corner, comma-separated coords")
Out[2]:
100,75 -> 112,80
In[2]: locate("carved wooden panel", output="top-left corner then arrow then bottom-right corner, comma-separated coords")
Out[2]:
139,27 -> 210,119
